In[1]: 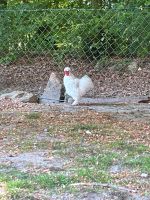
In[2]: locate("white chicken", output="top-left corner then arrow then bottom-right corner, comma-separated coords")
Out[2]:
63,67 -> 94,105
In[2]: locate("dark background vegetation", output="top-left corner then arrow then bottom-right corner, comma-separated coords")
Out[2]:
0,0 -> 149,9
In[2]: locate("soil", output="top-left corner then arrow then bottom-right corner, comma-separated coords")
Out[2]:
0,56 -> 150,98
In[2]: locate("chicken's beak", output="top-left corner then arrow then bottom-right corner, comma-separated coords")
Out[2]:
64,71 -> 70,76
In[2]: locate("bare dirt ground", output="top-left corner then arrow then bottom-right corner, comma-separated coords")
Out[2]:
0,56 -> 150,98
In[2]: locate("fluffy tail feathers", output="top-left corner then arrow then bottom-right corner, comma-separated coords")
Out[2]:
79,75 -> 94,97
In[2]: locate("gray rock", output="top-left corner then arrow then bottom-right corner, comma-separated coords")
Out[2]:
0,90 -> 38,103
141,173 -> 148,178
127,61 -> 138,73
109,164 -> 123,174
39,72 -> 62,104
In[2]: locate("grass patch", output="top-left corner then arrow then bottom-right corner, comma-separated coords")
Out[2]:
76,168 -> 111,183
20,139 -> 51,152
33,173 -> 73,189
77,152 -> 119,171
20,140 -> 34,151
0,170 -> 34,198
72,124 -> 99,131
25,112 -> 40,120
0,170 -> 75,196
124,155 -> 150,173
0,167 -> 110,197
110,141 -> 149,155
47,126 -> 55,135
52,141 -> 68,150
108,141 -> 150,173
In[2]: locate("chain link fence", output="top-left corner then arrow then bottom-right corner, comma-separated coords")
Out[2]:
0,8 -> 149,64
0,8 -> 150,97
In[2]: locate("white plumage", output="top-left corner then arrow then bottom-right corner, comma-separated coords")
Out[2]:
63,67 -> 94,105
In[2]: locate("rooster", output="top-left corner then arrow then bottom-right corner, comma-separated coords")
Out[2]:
63,67 -> 94,105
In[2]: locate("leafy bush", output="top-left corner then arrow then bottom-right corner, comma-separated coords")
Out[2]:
0,8 -> 149,64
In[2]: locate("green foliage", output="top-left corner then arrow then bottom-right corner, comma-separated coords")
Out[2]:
3,0 -> 149,9
0,7 -> 149,64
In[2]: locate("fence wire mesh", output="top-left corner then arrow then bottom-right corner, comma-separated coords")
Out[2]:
0,8 -> 150,98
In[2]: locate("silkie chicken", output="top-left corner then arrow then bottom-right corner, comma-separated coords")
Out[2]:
63,67 -> 94,105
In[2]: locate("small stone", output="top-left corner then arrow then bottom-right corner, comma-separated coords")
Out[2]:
127,61 -> 138,73
8,154 -> 15,157
85,130 -> 92,135
109,164 -> 122,173
0,91 -> 38,103
141,173 -> 148,178
68,97 -> 74,104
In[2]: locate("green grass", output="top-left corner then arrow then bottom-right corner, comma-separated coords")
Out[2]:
20,139 -> 51,152
109,141 -> 150,173
0,170 -> 79,198
0,170 -> 34,198
0,165 -> 110,198
0,170 -> 73,198
124,155 -> 150,173
51,141 -> 68,150
47,126 -> 55,135
25,112 -> 40,120
33,173 -> 74,189
109,141 -> 149,155
72,123 -> 124,137
75,168 -> 111,183
77,152 -> 119,171
72,124 -> 99,131
20,140 -> 35,151
74,151 -> 118,183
